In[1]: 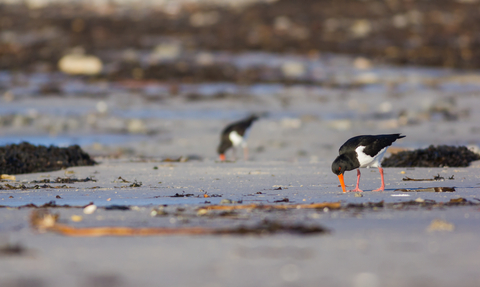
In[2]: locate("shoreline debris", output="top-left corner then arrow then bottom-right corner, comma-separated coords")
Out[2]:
0,143 -> 96,175
395,187 -> 455,192
402,174 -> 454,181
382,145 -> 480,167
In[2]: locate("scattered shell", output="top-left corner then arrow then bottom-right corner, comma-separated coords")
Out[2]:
196,52 -> 215,66
220,199 -> 233,204
151,43 -> 182,61
127,119 -> 147,134
274,16 -> 292,31
353,57 -> 372,70
83,204 -> 97,215
354,72 -> 379,85
190,11 -> 220,27
151,207 -> 168,217
58,54 -> 103,75
281,61 -> 306,78
0,174 -> 16,181
427,219 -> 455,232
350,19 -> 372,38
354,193 -> 363,197
196,209 -> 209,216
327,119 -> 352,131
392,14 -> 408,28
71,215 -> 83,222
96,101 -> 108,114
281,118 -> 302,129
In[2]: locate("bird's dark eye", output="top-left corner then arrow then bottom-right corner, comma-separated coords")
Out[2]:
338,167 -> 341,171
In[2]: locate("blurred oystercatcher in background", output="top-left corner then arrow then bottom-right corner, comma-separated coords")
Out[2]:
217,115 -> 259,161
331,134 -> 405,192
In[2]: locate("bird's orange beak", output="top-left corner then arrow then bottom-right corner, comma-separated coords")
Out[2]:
219,154 -> 226,161
337,174 -> 346,193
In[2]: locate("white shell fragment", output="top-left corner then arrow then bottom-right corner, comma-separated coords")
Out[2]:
58,54 -> 103,75
83,204 -> 97,215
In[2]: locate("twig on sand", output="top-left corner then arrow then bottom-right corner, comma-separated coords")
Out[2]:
402,174 -> 454,181
197,202 -> 341,211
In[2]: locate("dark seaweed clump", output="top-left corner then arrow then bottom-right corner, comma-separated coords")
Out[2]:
0,142 -> 96,174
382,145 -> 480,168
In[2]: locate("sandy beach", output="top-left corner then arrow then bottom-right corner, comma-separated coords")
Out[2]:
1,159 -> 480,286
2,1 -> 480,286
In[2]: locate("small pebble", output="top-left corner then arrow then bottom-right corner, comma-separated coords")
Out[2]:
354,193 -> 363,197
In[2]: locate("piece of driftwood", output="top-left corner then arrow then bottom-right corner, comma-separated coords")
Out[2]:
29,209 -> 328,237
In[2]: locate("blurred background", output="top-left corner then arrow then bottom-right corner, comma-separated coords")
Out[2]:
1,0 -> 480,161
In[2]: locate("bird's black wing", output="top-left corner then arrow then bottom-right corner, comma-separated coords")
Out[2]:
339,134 -> 405,157
361,134 -> 405,157
221,115 -> 258,137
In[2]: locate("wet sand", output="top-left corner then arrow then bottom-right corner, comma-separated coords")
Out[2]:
1,159 -> 480,286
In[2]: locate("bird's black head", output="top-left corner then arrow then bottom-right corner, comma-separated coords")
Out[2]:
217,141 -> 232,155
331,155 -> 349,175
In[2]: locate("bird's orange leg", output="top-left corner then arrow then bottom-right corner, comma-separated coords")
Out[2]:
372,167 -> 385,192
348,169 -> 363,192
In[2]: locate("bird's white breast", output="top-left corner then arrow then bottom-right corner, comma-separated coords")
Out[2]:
229,131 -> 246,147
355,146 -> 387,168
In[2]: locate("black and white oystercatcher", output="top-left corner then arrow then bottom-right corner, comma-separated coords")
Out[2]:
217,115 -> 259,161
331,134 -> 405,192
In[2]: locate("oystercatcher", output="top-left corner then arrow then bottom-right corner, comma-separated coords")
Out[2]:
217,115 -> 259,161
331,134 -> 405,192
